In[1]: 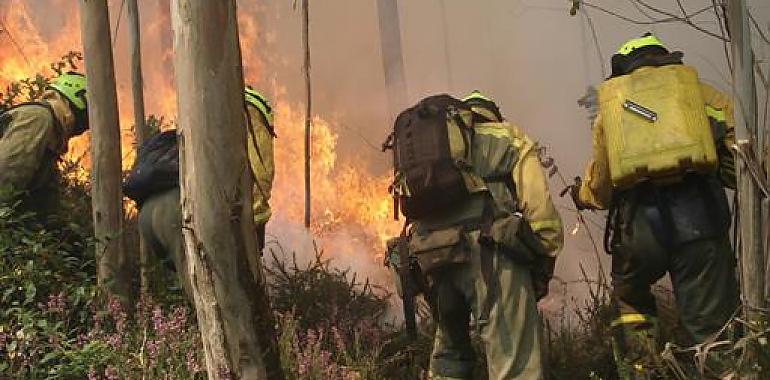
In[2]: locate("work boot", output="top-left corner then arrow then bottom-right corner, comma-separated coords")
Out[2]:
611,314 -> 663,380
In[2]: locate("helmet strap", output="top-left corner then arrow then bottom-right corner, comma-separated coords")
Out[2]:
72,106 -> 89,136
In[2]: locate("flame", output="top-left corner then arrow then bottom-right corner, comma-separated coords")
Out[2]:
1,1 -> 399,277
270,101 -> 400,260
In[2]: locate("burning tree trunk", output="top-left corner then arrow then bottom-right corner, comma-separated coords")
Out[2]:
171,0 -> 281,378
78,0 -> 128,301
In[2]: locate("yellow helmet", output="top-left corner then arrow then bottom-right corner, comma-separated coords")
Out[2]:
617,34 -> 667,56
49,72 -> 87,111
244,87 -> 273,125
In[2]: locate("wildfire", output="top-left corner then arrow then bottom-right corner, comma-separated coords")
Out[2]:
270,101 -> 400,260
1,0 -> 399,278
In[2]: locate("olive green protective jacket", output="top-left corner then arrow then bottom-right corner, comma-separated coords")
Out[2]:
0,91 -> 75,203
246,104 -> 275,225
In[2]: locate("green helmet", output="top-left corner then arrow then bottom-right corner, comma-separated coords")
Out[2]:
617,34 -> 667,56
462,90 -> 492,103
610,33 -> 676,78
462,90 -> 502,122
244,87 -> 273,125
49,72 -> 87,112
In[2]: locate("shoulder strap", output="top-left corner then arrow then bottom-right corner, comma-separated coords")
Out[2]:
0,112 -> 10,139
245,103 -> 272,202
246,102 -> 276,138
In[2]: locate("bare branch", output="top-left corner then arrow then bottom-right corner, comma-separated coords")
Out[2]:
112,0 -> 127,46
583,2 -> 728,42
712,0 -> 733,73
674,0 -> 689,22
581,8 -> 607,78
634,0 -> 728,41
748,11 -> 770,45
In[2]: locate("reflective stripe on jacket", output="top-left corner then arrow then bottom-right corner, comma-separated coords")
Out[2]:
246,104 -> 275,225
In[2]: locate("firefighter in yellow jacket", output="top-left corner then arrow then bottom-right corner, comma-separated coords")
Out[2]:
244,87 -> 276,248
572,35 -> 739,379
0,72 -> 89,215
393,92 -> 563,380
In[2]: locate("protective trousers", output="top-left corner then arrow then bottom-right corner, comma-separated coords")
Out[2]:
137,188 -> 193,299
429,230 -> 543,380
609,178 -> 739,378
137,188 -> 268,300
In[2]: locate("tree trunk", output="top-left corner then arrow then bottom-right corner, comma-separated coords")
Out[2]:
376,0 -> 408,127
127,0 -> 147,146
78,0 -> 128,302
171,1 -> 281,378
126,0 -> 151,297
728,2 -> 764,377
302,0 -> 311,229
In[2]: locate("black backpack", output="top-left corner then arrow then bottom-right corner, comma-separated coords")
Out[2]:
384,94 -> 485,220
123,130 -> 180,205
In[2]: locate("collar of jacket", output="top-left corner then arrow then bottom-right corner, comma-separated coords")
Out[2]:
41,90 -> 75,153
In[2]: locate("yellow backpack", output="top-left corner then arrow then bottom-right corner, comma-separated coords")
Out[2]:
598,65 -> 718,189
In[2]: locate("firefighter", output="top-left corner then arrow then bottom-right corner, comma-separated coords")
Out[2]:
244,87 -> 276,249
0,72 -> 89,215
571,34 -> 739,379
132,87 -> 276,298
387,92 -> 563,379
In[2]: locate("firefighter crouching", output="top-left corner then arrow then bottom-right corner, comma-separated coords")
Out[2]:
0,72 -> 89,216
570,34 -> 739,379
385,92 -> 563,380
124,87 -> 276,299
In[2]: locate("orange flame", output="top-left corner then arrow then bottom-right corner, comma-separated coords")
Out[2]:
1,1 -> 398,278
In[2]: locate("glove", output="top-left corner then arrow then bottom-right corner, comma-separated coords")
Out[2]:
560,176 -> 590,211
256,223 -> 267,253
532,256 -> 556,301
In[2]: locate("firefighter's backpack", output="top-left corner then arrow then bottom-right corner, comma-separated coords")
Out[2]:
598,64 -> 718,189
385,94 -> 486,220
123,130 -> 179,205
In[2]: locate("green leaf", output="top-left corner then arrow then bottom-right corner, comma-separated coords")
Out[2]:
24,282 -> 36,304
40,352 -> 58,364
2,287 -> 14,301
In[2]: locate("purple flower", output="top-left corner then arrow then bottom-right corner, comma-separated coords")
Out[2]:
186,350 -> 202,374
106,297 -> 127,333
105,333 -> 122,350
152,306 -> 166,337
46,292 -> 67,314
76,333 -> 89,348
145,339 -> 160,368
217,367 -> 233,380
87,367 -> 99,380
104,366 -> 118,380
166,306 -> 187,338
